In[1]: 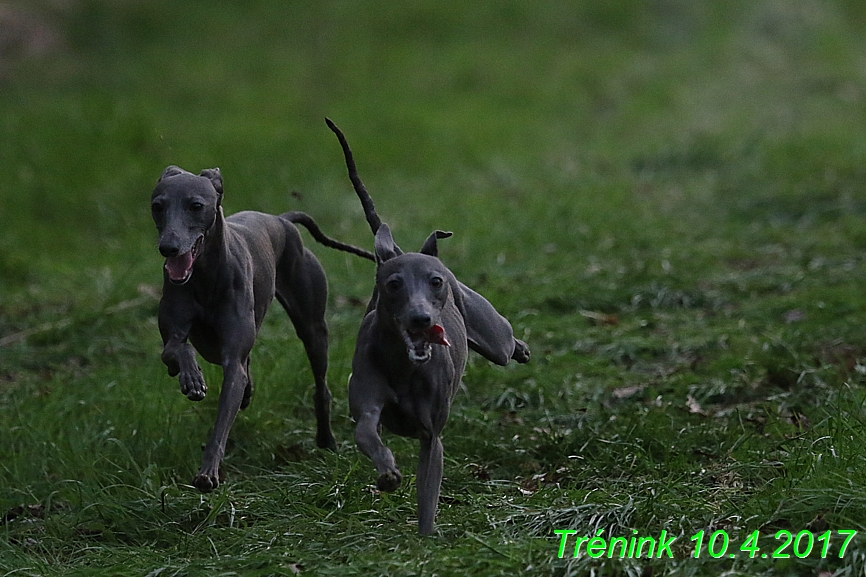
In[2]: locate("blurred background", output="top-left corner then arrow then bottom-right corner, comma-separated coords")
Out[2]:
1,0 -> 864,295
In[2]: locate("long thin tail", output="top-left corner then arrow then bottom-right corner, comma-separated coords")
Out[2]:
283,211 -> 375,261
325,118 -> 382,235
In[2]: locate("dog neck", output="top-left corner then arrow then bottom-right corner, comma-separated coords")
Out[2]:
190,207 -> 228,287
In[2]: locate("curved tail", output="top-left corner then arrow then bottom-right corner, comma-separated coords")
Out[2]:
325,118 -> 382,235
283,211 -> 375,261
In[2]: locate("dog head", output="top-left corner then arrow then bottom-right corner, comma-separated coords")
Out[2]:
374,224 -> 455,363
151,166 -> 223,284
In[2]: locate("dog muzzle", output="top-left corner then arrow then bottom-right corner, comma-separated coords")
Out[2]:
165,235 -> 203,284
402,324 -> 451,364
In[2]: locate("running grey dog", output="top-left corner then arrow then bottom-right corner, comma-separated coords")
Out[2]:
151,165 -> 374,492
326,119 -> 530,534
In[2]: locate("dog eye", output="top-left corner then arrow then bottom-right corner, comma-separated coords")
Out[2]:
151,202 -> 164,213
430,277 -> 443,289
189,202 -> 204,212
386,278 -> 403,291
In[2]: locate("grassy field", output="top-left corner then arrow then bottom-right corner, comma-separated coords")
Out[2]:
2,0 -> 866,575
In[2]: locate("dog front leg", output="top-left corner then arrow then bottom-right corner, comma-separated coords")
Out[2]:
354,407 -> 402,492
161,337 -> 207,401
159,297 -> 207,401
416,434 -> 444,535
194,357 -> 248,492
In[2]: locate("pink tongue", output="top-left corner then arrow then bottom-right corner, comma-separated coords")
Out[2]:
428,324 -> 451,347
165,251 -> 194,281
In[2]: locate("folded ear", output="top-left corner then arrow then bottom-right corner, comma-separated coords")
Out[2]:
453,279 -> 518,366
374,223 -> 403,263
158,165 -> 187,182
419,230 -> 453,257
199,168 -> 224,196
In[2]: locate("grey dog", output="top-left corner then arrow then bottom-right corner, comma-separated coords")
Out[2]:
326,119 -> 530,534
151,165 -> 373,492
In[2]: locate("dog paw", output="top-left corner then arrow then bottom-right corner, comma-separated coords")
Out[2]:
512,339 -> 530,364
377,469 -> 403,492
180,370 -> 207,401
193,471 -> 218,493
316,430 -> 337,451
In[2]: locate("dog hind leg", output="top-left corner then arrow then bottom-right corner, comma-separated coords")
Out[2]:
276,248 -> 335,450
241,357 -> 253,410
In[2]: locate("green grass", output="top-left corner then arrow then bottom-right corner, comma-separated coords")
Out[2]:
2,0 -> 866,574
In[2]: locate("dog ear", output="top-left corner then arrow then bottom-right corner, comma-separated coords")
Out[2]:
419,230 -> 453,257
374,223 -> 403,263
454,279 -> 520,366
199,168 -> 224,197
158,165 -> 186,182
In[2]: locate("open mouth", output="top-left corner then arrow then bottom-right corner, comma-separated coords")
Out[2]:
164,236 -> 203,285
401,324 -> 451,364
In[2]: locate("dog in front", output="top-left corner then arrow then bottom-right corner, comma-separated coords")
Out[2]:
151,165 -> 373,491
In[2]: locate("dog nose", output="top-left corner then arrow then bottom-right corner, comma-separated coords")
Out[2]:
159,243 -> 180,258
408,312 -> 432,330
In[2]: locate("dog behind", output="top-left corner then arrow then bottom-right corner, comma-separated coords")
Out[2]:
326,119 -> 529,534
